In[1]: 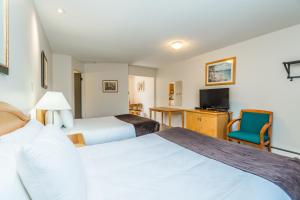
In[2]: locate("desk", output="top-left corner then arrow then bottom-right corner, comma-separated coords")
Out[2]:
149,107 -> 184,128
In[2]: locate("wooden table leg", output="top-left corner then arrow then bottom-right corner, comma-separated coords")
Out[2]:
149,109 -> 152,119
181,111 -> 184,128
161,112 -> 163,125
168,112 -> 172,128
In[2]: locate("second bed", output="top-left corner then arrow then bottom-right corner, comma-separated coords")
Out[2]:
63,114 -> 160,145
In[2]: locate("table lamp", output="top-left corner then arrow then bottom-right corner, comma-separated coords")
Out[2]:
35,91 -> 71,127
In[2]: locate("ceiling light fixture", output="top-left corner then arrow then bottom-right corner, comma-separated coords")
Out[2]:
57,8 -> 65,14
170,41 -> 184,50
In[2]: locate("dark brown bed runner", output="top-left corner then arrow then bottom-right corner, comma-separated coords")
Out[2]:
115,114 -> 160,136
157,127 -> 300,200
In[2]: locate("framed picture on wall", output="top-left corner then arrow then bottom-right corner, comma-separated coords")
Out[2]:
0,0 -> 9,75
102,80 -> 118,93
137,80 -> 145,92
41,51 -> 48,89
205,57 -> 236,86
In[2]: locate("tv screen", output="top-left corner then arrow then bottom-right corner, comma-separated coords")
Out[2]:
200,88 -> 229,110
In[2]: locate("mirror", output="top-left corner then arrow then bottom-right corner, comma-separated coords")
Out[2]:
168,81 -> 182,107
0,0 -> 9,75
168,82 -> 175,106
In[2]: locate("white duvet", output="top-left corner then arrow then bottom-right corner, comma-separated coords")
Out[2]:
64,116 -> 135,145
79,134 -> 290,200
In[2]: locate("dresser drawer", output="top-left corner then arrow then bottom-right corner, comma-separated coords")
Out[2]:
186,112 -> 201,132
198,115 -> 217,137
186,112 -> 218,137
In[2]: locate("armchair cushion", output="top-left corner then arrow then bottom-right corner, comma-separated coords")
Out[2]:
240,112 -> 270,134
228,131 -> 268,144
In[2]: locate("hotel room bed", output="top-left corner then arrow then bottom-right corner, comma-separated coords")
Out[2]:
63,114 -> 160,145
79,128 -> 300,200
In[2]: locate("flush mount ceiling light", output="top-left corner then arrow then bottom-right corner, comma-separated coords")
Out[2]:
57,8 -> 66,14
169,41 -> 184,50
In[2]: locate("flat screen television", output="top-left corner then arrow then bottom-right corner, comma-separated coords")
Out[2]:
200,88 -> 229,110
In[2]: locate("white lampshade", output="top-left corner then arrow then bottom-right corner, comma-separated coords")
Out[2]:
36,92 -> 71,111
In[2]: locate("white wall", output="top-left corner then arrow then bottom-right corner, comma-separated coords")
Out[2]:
72,57 -> 85,73
83,63 -> 129,118
129,65 -> 157,77
52,55 -> 85,115
128,75 -> 135,104
52,54 -> 73,109
0,0 -> 52,112
128,75 -> 155,117
156,24 -> 300,153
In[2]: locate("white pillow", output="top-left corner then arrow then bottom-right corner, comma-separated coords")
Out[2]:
0,143 -> 31,200
17,125 -> 87,200
45,111 -> 63,128
60,110 -> 74,129
0,119 -> 43,145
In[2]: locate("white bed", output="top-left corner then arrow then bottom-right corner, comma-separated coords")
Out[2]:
79,134 -> 290,200
62,116 -> 136,145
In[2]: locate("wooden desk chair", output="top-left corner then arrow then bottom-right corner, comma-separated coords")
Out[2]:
226,109 -> 273,151
129,103 -> 143,116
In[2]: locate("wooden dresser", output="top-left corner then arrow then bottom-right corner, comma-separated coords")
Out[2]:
185,109 -> 231,139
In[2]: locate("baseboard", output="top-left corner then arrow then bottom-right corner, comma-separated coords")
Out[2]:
271,146 -> 300,158
272,146 -> 300,155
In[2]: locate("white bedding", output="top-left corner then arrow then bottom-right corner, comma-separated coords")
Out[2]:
63,116 -> 135,145
79,134 -> 290,200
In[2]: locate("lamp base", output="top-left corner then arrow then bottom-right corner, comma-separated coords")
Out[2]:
45,110 -> 53,124
45,110 -> 63,128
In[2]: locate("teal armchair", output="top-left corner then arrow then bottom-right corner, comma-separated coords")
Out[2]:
226,109 -> 273,151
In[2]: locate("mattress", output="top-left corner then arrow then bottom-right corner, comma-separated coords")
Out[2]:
79,134 -> 290,200
63,116 -> 135,145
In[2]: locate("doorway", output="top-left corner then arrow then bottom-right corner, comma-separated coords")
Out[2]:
128,75 -> 155,118
168,81 -> 182,107
74,72 -> 82,119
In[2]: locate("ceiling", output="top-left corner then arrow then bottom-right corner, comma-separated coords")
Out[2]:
33,0 -> 300,66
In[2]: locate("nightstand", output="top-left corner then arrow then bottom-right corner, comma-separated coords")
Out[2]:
68,133 -> 86,148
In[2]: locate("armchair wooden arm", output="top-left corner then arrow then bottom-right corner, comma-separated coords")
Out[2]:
259,123 -> 272,144
226,118 -> 241,133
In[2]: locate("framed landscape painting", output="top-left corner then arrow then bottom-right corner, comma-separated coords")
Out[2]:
102,80 -> 118,93
0,0 -> 9,75
205,57 -> 236,86
41,51 -> 48,89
